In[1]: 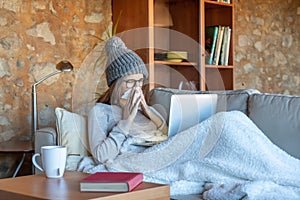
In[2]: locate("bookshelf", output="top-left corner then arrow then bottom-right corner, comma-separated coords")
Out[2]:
112,0 -> 234,91
201,0 -> 234,90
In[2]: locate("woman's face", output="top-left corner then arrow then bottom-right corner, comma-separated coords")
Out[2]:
110,73 -> 144,106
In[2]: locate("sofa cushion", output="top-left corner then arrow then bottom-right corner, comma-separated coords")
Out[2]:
248,93 -> 300,159
149,88 -> 260,123
55,107 -> 90,157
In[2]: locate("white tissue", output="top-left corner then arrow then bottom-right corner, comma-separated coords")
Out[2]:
121,88 -> 142,110
121,89 -> 132,99
121,87 -> 141,100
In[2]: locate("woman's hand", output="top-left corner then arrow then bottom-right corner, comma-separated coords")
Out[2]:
121,88 -> 141,122
138,87 -> 164,129
139,88 -> 151,118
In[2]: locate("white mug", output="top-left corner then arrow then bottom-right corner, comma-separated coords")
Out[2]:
32,146 -> 67,178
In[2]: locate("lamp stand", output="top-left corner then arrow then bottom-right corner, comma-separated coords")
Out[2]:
31,71 -> 62,138
31,60 -> 74,141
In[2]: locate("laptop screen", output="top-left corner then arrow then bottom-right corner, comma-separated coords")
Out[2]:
168,94 -> 218,138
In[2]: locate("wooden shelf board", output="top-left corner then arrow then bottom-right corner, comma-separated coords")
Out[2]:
154,60 -> 197,66
205,64 -> 234,69
204,0 -> 233,7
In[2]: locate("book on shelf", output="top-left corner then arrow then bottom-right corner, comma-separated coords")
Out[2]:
222,27 -> 231,66
220,26 -> 228,66
80,172 -> 143,192
205,25 -> 231,66
212,26 -> 224,65
220,26 -> 231,66
205,26 -> 219,65
222,0 -> 231,3
154,51 -> 188,63
225,27 -> 231,65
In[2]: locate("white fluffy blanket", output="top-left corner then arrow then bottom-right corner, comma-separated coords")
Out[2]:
78,111 -> 300,199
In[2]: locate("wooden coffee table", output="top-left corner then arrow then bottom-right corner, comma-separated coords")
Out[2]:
0,171 -> 170,200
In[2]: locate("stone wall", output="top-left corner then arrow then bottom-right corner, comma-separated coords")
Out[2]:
235,0 -> 300,95
0,0 -> 111,141
0,0 -> 111,177
0,0 -> 299,177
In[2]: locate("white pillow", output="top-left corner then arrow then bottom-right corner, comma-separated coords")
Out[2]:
55,107 -> 90,157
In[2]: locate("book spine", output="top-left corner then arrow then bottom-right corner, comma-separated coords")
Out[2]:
220,26 -> 228,66
209,26 -> 219,65
224,28 -> 231,66
212,26 -> 224,65
127,173 -> 143,191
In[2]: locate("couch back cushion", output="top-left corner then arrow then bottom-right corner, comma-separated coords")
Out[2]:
149,88 -> 259,123
248,93 -> 300,159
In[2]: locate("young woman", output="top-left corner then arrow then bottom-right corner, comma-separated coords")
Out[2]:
84,36 -> 300,198
89,74 -> 168,164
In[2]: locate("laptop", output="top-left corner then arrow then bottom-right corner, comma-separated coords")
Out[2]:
168,94 -> 218,138
133,94 -> 218,146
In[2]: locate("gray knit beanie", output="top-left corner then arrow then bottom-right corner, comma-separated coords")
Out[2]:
105,36 -> 148,86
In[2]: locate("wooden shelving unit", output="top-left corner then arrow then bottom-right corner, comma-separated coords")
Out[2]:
201,0 -> 234,90
112,0 -> 234,91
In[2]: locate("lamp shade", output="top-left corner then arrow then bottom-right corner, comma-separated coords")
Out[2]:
56,60 -> 74,72
154,0 -> 173,27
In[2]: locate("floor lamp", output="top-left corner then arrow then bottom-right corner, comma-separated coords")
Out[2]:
31,60 -> 74,139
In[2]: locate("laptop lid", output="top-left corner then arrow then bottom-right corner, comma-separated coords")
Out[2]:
168,94 -> 218,138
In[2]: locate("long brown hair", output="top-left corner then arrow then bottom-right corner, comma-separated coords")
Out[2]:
96,81 -> 117,104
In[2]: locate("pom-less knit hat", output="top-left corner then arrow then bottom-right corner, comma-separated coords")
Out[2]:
105,36 -> 148,86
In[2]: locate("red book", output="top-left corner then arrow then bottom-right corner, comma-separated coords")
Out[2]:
80,172 -> 143,192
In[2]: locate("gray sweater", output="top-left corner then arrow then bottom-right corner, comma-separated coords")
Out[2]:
88,103 -> 165,164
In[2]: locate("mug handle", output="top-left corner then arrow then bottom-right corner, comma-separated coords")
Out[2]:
32,153 -> 44,172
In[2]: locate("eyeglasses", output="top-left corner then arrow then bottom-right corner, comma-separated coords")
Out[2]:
123,78 -> 144,88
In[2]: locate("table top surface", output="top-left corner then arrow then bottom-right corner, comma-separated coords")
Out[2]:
0,137 -> 34,153
0,171 -> 170,200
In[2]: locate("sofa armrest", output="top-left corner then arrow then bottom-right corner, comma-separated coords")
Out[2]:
34,127 -> 57,174
248,93 -> 300,159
